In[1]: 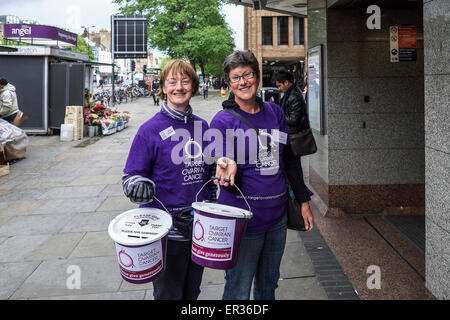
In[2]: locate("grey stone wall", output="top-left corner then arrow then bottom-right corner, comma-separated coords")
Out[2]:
326,7 -> 424,186
423,0 -> 450,300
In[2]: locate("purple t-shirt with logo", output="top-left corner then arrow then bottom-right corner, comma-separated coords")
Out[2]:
209,101 -> 289,232
124,111 -> 211,216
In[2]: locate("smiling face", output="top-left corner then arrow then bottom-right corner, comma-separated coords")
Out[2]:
228,65 -> 259,106
162,72 -> 193,111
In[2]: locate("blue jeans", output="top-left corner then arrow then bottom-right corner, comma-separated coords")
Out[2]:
222,213 -> 287,300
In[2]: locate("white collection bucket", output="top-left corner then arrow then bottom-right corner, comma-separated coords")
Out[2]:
191,201 -> 252,269
60,124 -> 73,141
190,178 -> 253,270
108,208 -> 172,284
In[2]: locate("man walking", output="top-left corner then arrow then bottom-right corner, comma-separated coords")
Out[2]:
275,70 -> 309,134
0,77 -> 19,124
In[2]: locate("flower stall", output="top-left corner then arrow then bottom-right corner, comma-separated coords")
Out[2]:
83,89 -> 131,137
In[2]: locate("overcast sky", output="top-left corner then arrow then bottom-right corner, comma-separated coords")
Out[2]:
0,0 -> 244,51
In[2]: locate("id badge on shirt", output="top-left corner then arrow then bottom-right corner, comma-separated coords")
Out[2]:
159,126 -> 176,140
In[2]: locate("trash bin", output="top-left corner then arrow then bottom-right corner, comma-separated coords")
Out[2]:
257,87 -> 281,105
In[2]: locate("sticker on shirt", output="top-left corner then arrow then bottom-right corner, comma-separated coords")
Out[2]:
159,126 -> 175,140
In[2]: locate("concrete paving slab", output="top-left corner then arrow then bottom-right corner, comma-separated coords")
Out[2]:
201,267 -> 226,286
0,261 -> 41,299
60,211 -> 121,233
0,189 -> 46,202
38,185 -> 105,200
0,199 -> 44,217
95,196 -> 139,212
10,256 -> 123,299
68,175 -> 122,186
15,175 -> 77,190
101,184 -> 125,197
84,159 -> 127,168
0,214 -> 72,237
0,216 -> 11,225
280,241 -> 316,279
0,173 -> 37,190
120,279 -> 154,292
144,289 -> 155,300
30,197 -> 107,215
24,232 -> 85,261
68,231 -> 115,259
105,166 -> 126,175
275,277 -> 328,300
198,284 -> 225,300
0,235 -> 52,262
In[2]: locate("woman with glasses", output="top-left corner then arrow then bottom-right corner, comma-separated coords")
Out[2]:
122,59 -> 213,300
209,50 -> 314,300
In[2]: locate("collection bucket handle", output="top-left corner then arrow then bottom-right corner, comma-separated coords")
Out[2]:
195,177 -> 252,218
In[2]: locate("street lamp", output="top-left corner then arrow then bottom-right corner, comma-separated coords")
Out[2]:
81,25 -> 96,39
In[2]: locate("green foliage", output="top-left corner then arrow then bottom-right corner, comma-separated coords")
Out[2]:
71,35 -> 95,61
113,0 -> 235,77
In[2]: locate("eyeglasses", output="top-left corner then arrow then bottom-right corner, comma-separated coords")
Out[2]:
166,78 -> 192,87
229,71 -> 256,83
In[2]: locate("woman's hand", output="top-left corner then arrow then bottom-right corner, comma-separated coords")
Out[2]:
215,157 -> 237,187
301,202 -> 314,232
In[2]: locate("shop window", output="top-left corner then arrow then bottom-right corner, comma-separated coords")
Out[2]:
262,17 -> 273,45
277,16 -> 289,45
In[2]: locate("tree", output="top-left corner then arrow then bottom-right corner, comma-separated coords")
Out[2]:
113,0 -> 235,77
71,35 -> 95,61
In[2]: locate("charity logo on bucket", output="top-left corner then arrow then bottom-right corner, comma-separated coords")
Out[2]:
191,213 -> 236,261
114,240 -> 163,280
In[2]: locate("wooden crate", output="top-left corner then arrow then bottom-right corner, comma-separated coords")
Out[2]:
64,116 -> 83,141
65,105 -> 83,116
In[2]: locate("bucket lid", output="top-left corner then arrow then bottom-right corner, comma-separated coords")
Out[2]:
108,208 -> 173,246
192,202 -> 252,219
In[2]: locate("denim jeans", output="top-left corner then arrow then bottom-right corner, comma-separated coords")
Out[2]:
222,213 -> 287,300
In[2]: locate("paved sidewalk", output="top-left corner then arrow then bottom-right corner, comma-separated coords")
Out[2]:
0,91 -> 355,300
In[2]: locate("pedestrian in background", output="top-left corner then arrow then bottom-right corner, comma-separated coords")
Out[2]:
275,70 -> 309,135
152,81 -> 160,106
210,50 -> 314,300
203,78 -> 209,100
275,70 -> 314,197
0,77 -> 19,124
122,59 -> 214,300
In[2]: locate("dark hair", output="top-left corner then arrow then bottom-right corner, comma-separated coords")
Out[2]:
222,50 -> 260,84
275,70 -> 294,84
0,78 -> 8,86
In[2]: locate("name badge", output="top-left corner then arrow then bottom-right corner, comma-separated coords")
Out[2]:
159,126 -> 175,140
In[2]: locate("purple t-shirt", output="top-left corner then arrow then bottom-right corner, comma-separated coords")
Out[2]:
209,101 -> 289,232
124,111 -> 211,216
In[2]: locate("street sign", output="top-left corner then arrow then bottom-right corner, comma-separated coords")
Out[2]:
111,15 -> 147,59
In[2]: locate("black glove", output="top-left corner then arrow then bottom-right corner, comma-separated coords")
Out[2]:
127,181 -> 154,204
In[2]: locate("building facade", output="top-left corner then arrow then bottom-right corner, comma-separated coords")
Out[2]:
244,7 -> 307,87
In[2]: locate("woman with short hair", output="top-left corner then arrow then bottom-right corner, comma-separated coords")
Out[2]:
210,50 -> 314,300
122,59 -> 213,300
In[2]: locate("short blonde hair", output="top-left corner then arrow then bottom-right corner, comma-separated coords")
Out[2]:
156,59 -> 199,100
